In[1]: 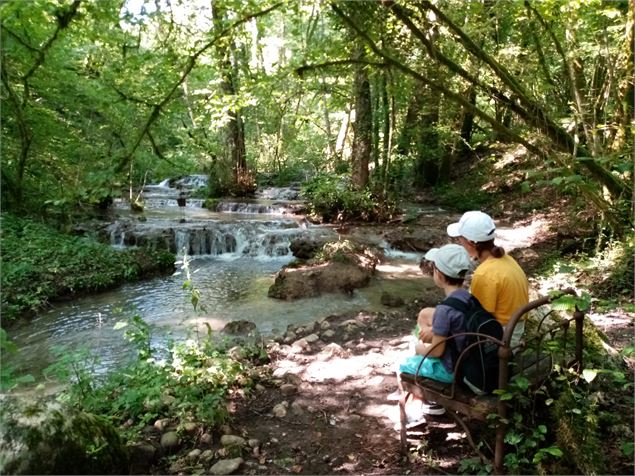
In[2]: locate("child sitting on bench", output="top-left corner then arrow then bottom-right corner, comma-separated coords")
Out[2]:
397,244 -> 472,424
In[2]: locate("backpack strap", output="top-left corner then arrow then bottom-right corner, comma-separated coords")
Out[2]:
440,296 -> 472,362
442,296 -> 471,314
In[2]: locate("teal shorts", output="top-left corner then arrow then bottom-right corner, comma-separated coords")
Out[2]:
399,355 -> 454,383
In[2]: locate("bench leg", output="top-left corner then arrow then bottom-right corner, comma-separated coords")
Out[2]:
447,410 -> 492,467
399,393 -> 408,453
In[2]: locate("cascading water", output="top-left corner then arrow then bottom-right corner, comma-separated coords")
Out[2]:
6,177 -> 426,381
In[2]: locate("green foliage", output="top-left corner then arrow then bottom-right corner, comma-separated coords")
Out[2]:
49,316 -> 251,438
301,174 -> 396,222
43,346 -> 99,403
434,183 -> 494,213
313,239 -> 359,265
0,328 -> 35,391
0,213 -> 174,321
548,368 -> 607,475
485,377 -> 565,475
114,314 -> 152,360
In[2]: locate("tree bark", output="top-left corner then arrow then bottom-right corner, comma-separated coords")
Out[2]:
351,42 -> 371,189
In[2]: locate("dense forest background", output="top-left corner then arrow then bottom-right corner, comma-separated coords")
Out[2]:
1,0 -> 632,231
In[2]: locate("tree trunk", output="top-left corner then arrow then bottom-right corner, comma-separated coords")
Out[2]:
351,42 -> 371,189
459,86 -> 477,155
395,94 -> 422,157
211,0 -> 247,188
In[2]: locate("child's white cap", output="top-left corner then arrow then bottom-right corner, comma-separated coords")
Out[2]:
447,211 -> 496,243
424,244 -> 471,279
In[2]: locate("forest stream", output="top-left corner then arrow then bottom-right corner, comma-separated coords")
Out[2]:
6,182 -> 428,381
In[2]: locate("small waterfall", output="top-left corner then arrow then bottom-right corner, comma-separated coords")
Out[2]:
108,220 -> 312,259
107,181 -> 320,258
216,201 -> 298,215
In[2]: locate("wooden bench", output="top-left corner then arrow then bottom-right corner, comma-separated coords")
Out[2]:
398,289 -> 585,474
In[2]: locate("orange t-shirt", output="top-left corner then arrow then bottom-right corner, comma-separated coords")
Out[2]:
470,254 -> 529,326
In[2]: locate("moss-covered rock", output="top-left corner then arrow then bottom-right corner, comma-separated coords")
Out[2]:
0,396 -> 128,475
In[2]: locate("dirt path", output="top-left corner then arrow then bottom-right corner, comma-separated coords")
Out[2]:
228,307 -> 472,475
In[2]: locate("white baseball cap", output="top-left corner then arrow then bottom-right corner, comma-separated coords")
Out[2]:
447,211 -> 496,243
424,244 -> 471,279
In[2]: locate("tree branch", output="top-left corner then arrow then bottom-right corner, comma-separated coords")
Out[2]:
296,59 -> 388,78
22,0 -> 81,83
114,1 -> 284,173
330,2 -> 547,160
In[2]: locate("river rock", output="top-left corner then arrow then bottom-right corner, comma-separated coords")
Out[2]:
289,238 -> 324,259
0,396 -> 128,475
284,373 -> 303,386
383,227 -> 446,252
127,442 -> 157,474
280,383 -> 297,395
290,401 -> 305,415
181,422 -> 198,434
220,435 -> 246,448
209,457 -> 244,475
321,329 -> 336,339
221,320 -> 261,345
187,449 -> 202,461
248,438 -> 260,449
267,248 -> 378,300
160,431 -> 180,452
319,342 -> 348,359
201,449 -> 215,462
154,418 -> 171,432
304,333 -> 320,343
292,337 -> 309,350
272,401 -> 289,418
201,433 -> 213,445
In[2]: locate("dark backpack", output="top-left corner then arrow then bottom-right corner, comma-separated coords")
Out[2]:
443,295 -> 504,394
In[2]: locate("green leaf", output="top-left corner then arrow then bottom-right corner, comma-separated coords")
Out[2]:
582,369 -> 598,383
520,181 -> 531,193
513,376 -> 530,391
114,321 -> 128,330
544,447 -> 563,457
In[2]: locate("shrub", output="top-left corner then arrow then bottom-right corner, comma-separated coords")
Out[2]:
301,175 -> 396,222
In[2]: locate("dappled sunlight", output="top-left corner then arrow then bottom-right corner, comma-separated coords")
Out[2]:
493,144 -> 528,170
496,218 -> 549,251
376,262 -> 422,276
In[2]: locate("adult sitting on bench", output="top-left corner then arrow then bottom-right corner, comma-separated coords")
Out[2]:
447,211 -> 529,348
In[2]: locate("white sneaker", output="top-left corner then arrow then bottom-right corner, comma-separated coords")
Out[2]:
421,402 -> 445,415
393,407 -> 427,431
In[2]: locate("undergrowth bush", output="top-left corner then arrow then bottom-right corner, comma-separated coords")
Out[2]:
0,213 -> 175,321
44,314 -> 257,439
301,175 -> 397,222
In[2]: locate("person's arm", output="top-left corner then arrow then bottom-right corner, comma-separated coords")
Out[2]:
414,333 -> 446,357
